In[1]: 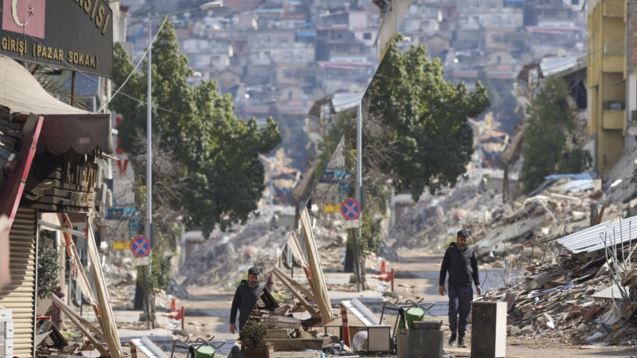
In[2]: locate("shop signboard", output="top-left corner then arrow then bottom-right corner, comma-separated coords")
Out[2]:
0,0 -> 113,77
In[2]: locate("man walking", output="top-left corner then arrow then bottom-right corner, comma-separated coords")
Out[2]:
229,266 -> 262,334
438,229 -> 481,347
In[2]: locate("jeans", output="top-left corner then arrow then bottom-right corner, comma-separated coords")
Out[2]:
448,285 -> 473,337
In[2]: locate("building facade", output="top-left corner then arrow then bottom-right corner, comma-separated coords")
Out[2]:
587,0 -> 625,177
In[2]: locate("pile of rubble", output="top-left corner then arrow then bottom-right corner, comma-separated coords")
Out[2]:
483,237 -> 637,345
177,217 -> 289,290
390,170 -> 624,269
388,174 -> 502,252
390,163 -> 637,346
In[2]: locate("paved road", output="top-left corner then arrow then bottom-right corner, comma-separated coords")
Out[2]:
114,249 -> 637,357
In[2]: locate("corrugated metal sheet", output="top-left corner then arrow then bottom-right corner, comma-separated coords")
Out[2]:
0,208 -> 37,357
557,215 -> 637,254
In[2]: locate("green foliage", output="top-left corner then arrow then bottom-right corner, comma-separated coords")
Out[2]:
239,321 -> 267,349
110,20 -> 280,235
367,36 -> 491,199
150,253 -> 173,291
37,231 -> 59,298
521,78 -> 591,192
341,36 -> 488,280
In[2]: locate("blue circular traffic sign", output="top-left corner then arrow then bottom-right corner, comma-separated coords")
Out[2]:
340,197 -> 361,220
130,235 -> 151,258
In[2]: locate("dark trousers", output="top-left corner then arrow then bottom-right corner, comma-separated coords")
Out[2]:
448,285 -> 473,337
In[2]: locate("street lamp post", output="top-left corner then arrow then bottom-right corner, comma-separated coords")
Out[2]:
143,0 -> 223,329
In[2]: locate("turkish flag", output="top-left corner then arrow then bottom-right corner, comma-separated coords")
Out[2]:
2,0 -> 46,39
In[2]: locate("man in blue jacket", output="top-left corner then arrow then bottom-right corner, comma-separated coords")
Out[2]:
438,229 -> 481,347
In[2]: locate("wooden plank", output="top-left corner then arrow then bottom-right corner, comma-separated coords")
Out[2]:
55,296 -> 109,357
88,219 -> 123,358
58,214 -> 98,308
266,329 -> 290,339
270,351 -> 323,358
271,268 -> 319,318
299,209 -> 334,324
287,233 -> 307,267
272,266 -> 315,302
51,294 -> 103,338
266,338 -> 323,352
262,316 -> 302,329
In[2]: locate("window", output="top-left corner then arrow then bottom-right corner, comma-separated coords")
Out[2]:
363,32 -> 372,40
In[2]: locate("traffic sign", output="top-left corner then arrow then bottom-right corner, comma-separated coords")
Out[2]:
106,207 -> 138,220
343,219 -> 360,229
340,197 -> 361,221
134,257 -> 150,267
130,235 -> 151,258
321,169 -> 351,184
112,241 -> 129,251
323,203 -> 340,214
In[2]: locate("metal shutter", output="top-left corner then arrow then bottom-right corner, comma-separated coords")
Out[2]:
0,208 -> 37,358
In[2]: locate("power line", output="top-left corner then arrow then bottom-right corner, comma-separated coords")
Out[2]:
0,7 -> 197,118
98,17 -> 168,112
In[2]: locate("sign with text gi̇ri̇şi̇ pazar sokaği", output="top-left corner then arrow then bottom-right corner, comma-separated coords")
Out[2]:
0,0 -> 113,77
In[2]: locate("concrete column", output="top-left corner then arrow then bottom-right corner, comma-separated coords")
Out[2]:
471,301 -> 507,358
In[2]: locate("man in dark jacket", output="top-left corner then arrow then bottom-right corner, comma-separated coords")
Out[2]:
229,266 -> 263,334
438,229 -> 481,347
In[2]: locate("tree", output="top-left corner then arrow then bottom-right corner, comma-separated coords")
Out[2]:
365,36 -> 490,199
521,77 -> 591,192
337,37 -> 489,284
37,230 -> 59,298
111,20 -> 280,236
110,20 -> 280,317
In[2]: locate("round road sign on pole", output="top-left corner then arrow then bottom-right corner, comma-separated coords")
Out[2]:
130,235 -> 151,258
340,197 -> 361,221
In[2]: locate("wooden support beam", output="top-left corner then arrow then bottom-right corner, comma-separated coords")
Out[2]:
51,294 -> 103,338
266,338 -> 323,352
58,214 -> 98,309
271,268 -> 319,318
287,232 -> 307,267
272,266 -> 315,302
52,295 -> 109,357
88,220 -> 123,358
299,209 -> 334,323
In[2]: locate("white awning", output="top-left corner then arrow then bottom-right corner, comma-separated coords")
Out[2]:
0,55 -> 87,115
0,55 -> 112,155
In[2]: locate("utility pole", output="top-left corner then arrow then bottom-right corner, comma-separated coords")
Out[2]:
140,1 -> 223,329
355,101 -> 363,291
145,17 -> 153,330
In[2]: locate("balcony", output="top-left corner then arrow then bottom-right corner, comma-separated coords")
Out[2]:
603,42 -> 625,72
603,0 -> 624,18
602,109 -> 625,130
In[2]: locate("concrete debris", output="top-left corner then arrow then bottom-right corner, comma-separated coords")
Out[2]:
481,207 -> 637,346
390,164 -> 637,346
389,170 -> 622,269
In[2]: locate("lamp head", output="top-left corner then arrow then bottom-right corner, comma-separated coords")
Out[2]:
200,1 -> 223,10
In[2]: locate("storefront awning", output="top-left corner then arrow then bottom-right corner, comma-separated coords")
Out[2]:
0,55 -> 113,155
0,56 -> 114,279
